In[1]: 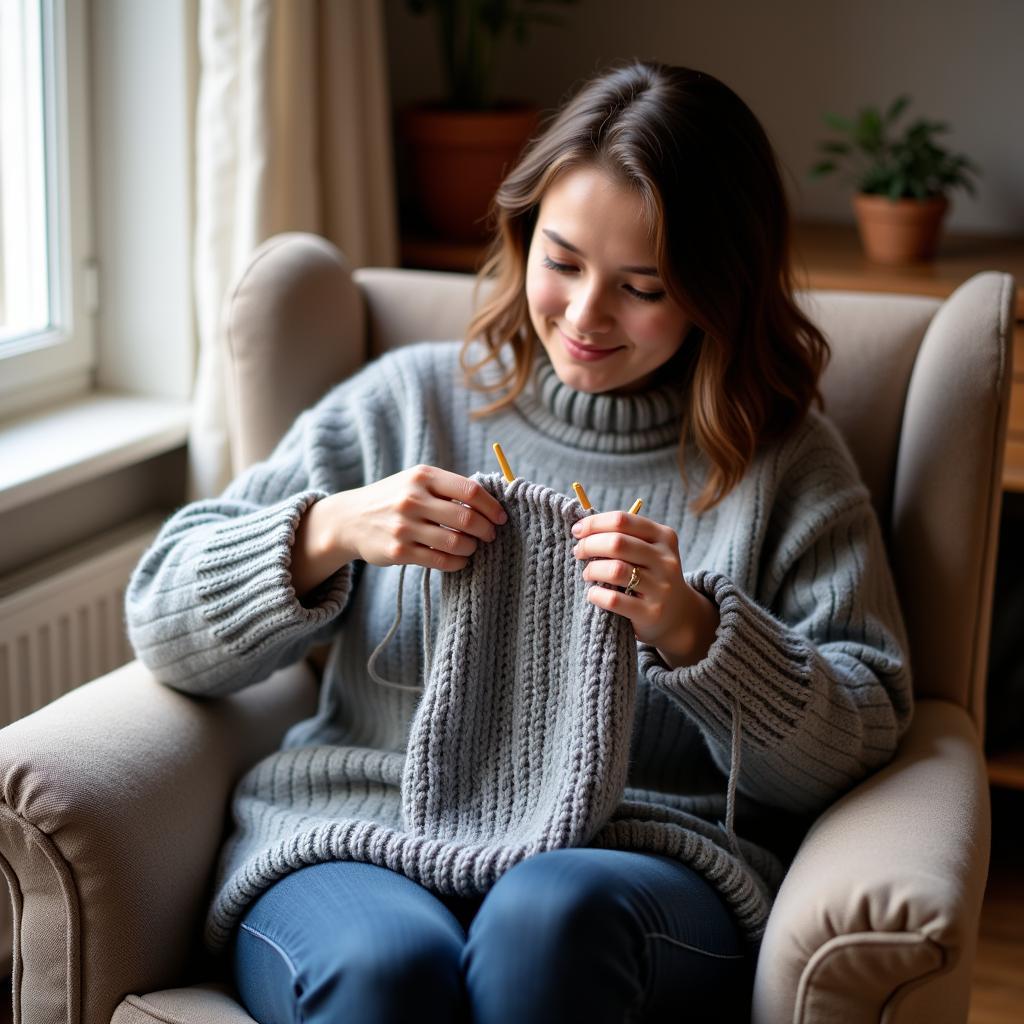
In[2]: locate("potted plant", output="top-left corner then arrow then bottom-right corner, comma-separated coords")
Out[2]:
401,0 -> 576,243
810,96 -> 980,264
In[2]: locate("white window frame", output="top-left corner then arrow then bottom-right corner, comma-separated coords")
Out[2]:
0,0 -> 95,418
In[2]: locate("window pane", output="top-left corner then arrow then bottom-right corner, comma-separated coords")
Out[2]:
0,0 -> 51,343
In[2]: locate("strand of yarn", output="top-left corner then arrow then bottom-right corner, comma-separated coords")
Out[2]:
422,564 -> 433,683
723,693 -> 744,860
366,564 -> 424,693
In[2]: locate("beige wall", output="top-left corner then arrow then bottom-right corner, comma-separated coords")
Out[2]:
384,0 -> 1024,235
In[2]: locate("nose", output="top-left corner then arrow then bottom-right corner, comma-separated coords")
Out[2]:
565,279 -> 613,335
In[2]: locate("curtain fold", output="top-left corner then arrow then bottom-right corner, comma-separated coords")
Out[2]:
190,0 -> 398,499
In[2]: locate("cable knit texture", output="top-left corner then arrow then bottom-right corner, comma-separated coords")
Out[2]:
125,341 -> 913,952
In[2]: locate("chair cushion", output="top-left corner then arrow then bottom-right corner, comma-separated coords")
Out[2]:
112,985 -> 254,1024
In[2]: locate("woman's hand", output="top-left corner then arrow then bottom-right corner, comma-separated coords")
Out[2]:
291,465 -> 507,598
570,511 -> 720,668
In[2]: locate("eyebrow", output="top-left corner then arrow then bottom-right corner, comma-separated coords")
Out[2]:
542,229 -> 660,277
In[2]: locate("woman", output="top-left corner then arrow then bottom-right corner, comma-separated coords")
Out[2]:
126,61 -> 912,1023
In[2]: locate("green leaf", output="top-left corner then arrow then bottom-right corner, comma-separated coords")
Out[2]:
856,107 -> 884,152
809,160 -> 838,177
819,140 -> 851,155
823,112 -> 854,134
887,175 -> 907,199
884,95 -> 910,123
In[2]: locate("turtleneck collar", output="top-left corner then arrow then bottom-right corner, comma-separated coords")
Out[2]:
513,349 -> 686,454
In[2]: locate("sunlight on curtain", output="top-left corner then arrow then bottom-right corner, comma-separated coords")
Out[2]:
191,0 -> 398,499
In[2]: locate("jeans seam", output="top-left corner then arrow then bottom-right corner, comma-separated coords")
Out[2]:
240,920 -> 302,981
645,931 -> 747,960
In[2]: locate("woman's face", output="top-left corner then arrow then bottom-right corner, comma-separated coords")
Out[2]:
525,165 -> 691,394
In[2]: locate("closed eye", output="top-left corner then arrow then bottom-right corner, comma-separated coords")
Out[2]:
542,255 -> 576,274
542,255 -> 665,303
624,284 -> 666,303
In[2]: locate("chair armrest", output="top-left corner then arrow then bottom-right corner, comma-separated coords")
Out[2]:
0,659 -> 317,1024
751,698 -> 990,1024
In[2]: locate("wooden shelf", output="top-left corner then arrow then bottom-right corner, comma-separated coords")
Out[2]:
400,234 -> 487,274
988,747 -> 1024,789
791,222 -> 1024,318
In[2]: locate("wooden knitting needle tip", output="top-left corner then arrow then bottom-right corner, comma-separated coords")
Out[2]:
492,442 -> 515,482
572,481 -> 592,510
628,499 -> 644,515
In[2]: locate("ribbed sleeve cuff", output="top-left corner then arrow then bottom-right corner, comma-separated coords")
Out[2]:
196,491 -> 353,660
638,569 -> 815,750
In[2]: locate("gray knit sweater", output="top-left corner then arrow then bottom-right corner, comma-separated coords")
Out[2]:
126,341 -> 913,952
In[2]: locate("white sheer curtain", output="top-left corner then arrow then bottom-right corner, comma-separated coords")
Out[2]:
190,0 -> 398,499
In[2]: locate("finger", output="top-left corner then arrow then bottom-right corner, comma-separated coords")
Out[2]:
571,509 -> 659,542
572,532 -> 651,567
415,465 -> 508,527
585,583 -> 640,618
411,544 -> 472,573
581,559 -> 641,592
416,522 -> 481,559
430,498 -> 499,543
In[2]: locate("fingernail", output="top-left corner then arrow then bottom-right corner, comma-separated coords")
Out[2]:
499,510 -> 508,524
571,522 -> 582,537
572,544 -> 581,557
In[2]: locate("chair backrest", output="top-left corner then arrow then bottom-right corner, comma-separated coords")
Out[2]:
803,278 -> 1013,733
223,233 -> 1014,733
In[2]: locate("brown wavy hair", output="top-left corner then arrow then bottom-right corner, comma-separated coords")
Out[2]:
461,60 -> 829,512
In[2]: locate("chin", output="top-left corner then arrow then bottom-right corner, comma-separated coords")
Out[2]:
549,357 -> 611,393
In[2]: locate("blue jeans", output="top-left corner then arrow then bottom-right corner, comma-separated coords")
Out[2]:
231,849 -> 754,1024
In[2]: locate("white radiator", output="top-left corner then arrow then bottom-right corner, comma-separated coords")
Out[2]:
0,516 -> 162,726
0,514 -> 163,976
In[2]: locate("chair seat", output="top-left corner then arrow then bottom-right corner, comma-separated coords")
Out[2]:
112,984 -> 254,1024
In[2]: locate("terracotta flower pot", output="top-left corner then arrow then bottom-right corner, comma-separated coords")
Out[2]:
400,105 -> 539,243
852,193 -> 950,265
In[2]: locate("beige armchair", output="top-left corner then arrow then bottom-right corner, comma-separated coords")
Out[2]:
0,233 -> 1013,1024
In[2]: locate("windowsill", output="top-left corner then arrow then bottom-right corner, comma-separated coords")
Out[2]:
0,391 -> 191,515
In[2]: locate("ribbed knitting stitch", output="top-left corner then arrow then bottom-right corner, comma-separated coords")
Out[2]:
401,475 -> 637,856
125,340 -> 913,955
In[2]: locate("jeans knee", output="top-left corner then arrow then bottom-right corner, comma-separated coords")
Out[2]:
300,931 -> 463,1022
472,854 -> 630,949
339,946 -> 460,1011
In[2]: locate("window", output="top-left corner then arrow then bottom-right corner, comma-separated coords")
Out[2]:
0,0 -> 94,417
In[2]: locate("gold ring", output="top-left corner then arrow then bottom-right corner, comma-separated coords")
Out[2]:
624,566 -> 641,596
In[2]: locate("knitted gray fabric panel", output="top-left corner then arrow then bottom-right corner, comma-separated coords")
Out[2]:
204,473 -> 777,951
402,475 -> 637,857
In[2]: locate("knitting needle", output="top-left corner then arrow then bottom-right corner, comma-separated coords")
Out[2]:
492,442 -> 515,482
572,481 -> 592,510
628,499 -> 644,515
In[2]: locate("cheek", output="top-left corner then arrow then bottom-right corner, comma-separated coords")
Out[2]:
623,307 -> 687,347
526,269 -> 565,322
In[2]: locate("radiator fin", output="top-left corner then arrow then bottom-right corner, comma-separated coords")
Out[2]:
0,517 -> 161,727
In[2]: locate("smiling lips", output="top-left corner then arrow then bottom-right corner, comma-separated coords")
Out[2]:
558,328 -> 624,362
